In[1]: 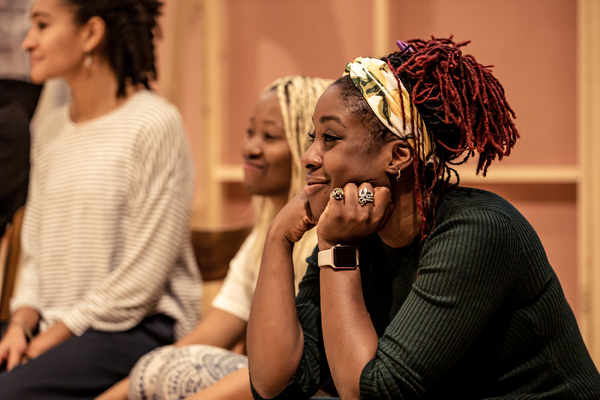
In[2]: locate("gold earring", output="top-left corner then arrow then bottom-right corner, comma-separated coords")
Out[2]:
396,169 -> 402,181
84,52 -> 92,68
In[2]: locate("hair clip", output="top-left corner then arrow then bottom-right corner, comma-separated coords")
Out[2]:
396,40 -> 413,52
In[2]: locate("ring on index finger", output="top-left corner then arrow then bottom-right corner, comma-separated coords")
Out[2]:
358,188 -> 374,206
330,188 -> 345,201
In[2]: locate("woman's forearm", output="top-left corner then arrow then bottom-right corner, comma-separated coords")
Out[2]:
247,227 -> 304,398
26,321 -> 73,358
10,307 -> 40,332
320,267 -> 378,400
175,308 -> 246,349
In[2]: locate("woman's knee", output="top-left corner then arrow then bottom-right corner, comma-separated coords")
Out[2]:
128,345 -> 176,400
131,344 -> 249,400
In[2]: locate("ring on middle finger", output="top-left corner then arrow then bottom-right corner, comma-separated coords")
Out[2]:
330,188 -> 345,201
358,188 -> 374,206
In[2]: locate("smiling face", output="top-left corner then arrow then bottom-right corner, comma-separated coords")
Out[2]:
22,0 -> 87,83
242,89 -> 293,202
302,85 -> 395,218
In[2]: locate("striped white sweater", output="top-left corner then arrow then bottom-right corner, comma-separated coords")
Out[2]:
11,90 -> 201,340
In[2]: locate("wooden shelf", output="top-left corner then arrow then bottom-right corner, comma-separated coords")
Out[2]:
213,164 -> 581,185
453,165 -> 580,184
214,165 -> 244,182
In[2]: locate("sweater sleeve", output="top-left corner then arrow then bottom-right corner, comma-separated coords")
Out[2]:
61,106 -> 195,335
359,208 -> 522,399
250,245 -> 331,400
9,133 -> 42,314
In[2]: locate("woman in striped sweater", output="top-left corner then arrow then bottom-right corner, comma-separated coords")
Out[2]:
248,38 -> 600,399
0,0 -> 201,398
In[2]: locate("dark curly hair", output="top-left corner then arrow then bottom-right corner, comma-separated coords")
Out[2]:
64,0 -> 163,97
335,37 -> 519,236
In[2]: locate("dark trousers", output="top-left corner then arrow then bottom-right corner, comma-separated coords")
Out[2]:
0,314 -> 174,400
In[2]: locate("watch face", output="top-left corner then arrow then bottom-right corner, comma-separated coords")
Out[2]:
333,246 -> 357,267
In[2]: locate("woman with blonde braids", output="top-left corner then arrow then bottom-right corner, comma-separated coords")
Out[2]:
98,76 -> 333,400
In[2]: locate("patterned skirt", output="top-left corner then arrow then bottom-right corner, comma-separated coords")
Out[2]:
128,344 -> 248,400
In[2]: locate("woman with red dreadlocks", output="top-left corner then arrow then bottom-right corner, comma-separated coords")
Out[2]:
247,37 -> 600,400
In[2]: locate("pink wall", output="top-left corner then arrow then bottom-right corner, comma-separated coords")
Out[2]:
390,0 -> 577,166
222,0 -> 374,164
218,0 -> 377,225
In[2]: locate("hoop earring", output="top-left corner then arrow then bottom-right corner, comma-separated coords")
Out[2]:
396,169 -> 402,181
84,52 -> 92,68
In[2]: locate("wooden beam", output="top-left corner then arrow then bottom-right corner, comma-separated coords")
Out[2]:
201,0 -> 225,226
453,165 -> 580,184
373,0 -> 390,57
577,0 -> 600,365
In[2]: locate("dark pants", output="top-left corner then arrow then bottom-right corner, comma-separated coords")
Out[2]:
0,315 -> 174,400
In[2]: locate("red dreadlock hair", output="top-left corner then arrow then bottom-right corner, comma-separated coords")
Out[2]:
384,36 -> 519,236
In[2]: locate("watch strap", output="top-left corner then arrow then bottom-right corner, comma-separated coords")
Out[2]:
318,245 -> 359,270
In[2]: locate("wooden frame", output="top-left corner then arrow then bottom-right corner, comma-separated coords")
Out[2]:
200,0 -> 225,226
577,0 -> 600,364
0,208 -> 24,320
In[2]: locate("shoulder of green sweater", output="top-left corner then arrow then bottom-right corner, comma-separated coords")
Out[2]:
433,186 -> 546,267
438,185 -> 527,223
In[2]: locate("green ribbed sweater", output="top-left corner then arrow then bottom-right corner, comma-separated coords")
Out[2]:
251,187 -> 600,399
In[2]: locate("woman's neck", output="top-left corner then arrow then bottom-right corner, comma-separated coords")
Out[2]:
378,178 -> 422,248
271,193 -> 289,215
66,57 -> 135,123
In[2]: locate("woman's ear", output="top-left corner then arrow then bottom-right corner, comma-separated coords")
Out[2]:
384,140 -> 413,176
81,16 -> 106,53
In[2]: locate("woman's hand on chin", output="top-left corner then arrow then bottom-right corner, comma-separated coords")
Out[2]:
270,192 -> 318,244
317,182 -> 393,250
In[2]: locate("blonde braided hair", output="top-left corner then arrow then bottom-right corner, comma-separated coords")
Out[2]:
249,76 -> 333,290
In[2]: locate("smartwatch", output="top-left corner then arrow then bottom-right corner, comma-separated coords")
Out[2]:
318,245 -> 359,270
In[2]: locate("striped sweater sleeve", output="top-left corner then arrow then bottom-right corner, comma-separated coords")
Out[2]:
9,131 -> 44,314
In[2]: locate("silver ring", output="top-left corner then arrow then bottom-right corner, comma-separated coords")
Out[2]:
358,188 -> 374,206
330,188 -> 344,201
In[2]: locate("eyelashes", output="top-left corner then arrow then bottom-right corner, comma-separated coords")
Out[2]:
307,131 -> 339,144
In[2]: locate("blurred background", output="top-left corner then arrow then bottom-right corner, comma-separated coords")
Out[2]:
30,0 -> 600,366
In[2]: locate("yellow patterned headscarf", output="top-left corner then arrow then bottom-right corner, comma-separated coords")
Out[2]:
344,57 -> 435,167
